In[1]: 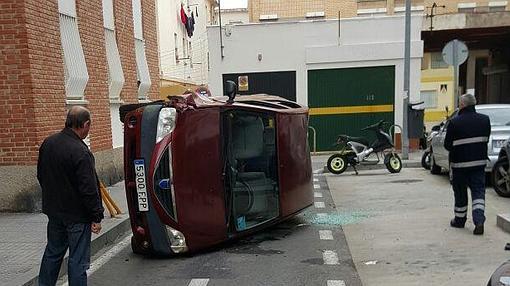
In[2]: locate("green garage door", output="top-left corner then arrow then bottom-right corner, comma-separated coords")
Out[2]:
308,66 -> 395,152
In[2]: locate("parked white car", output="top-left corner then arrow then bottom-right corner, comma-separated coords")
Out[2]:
429,104 -> 510,174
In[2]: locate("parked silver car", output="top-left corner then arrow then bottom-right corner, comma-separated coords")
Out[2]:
430,104 -> 510,174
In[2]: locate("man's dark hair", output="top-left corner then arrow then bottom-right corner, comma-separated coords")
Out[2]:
65,106 -> 91,129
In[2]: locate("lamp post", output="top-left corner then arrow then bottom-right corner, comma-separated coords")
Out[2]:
402,0 -> 411,159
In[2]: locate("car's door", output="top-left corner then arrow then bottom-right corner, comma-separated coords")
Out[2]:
432,110 -> 458,168
434,122 -> 449,168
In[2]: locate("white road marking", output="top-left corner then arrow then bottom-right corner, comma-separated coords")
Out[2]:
317,213 -> 327,218
188,279 -> 210,286
313,178 -> 319,182
314,192 -> 323,198
319,230 -> 334,240
323,250 -> 339,265
314,202 -> 325,208
313,168 -> 324,174
327,280 -> 346,286
60,235 -> 131,286
314,184 -> 321,189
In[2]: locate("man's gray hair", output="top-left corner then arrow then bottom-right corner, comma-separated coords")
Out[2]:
460,93 -> 477,107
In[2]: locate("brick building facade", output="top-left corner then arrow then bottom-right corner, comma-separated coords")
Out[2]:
0,0 -> 160,211
248,0 -> 509,21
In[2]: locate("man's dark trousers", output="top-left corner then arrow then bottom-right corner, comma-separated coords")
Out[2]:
452,167 -> 486,226
38,217 -> 91,286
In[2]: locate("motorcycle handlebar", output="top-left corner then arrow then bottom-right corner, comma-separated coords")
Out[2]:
360,120 -> 386,131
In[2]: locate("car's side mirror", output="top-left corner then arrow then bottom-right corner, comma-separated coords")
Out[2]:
431,125 -> 441,132
225,80 -> 237,103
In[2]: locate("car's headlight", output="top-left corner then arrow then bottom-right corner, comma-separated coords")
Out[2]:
165,225 -> 188,253
156,108 -> 177,143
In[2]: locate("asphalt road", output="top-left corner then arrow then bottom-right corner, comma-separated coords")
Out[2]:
84,174 -> 362,286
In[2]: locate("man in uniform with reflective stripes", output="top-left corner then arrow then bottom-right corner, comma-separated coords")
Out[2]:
444,94 -> 491,235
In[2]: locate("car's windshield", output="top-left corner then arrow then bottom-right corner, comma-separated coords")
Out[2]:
477,108 -> 510,126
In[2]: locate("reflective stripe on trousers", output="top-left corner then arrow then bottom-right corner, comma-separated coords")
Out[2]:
473,199 -> 485,211
454,206 -> 467,218
452,167 -> 486,225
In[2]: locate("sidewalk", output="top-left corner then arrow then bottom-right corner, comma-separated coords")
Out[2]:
312,151 -> 423,173
0,182 -> 130,286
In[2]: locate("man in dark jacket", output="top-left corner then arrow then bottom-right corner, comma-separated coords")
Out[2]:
37,106 -> 104,286
444,94 -> 491,235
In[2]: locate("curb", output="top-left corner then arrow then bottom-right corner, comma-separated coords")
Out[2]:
19,216 -> 131,286
320,161 -> 423,173
497,213 -> 510,234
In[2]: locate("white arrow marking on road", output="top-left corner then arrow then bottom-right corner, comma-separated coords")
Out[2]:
327,280 -> 346,286
314,184 -> 320,189
319,230 -> 334,240
314,202 -> 325,208
313,178 -> 319,182
60,235 -> 131,286
323,250 -> 339,265
188,279 -> 210,286
314,192 -> 323,198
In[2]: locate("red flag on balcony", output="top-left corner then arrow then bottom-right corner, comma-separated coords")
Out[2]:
180,4 -> 188,25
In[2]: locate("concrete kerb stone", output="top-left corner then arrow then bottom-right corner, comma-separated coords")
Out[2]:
19,216 -> 131,286
497,213 -> 510,234
322,160 -> 422,173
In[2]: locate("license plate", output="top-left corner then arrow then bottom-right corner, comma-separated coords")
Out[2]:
494,140 -> 506,149
134,159 -> 149,212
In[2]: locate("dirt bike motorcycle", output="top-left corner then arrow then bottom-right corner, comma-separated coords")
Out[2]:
327,120 -> 402,175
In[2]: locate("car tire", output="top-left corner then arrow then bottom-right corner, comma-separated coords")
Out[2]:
492,157 -> 510,197
430,151 -> 442,175
421,150 -> 431,170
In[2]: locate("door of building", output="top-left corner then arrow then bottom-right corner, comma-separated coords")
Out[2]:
308,66 -> 395,151
222,71 -> 296,102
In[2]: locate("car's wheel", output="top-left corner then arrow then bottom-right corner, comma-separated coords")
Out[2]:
492,157 -> 510,197
327,154 -> 348,175
430,151 -> 442,175
131,235 -> 145,255
384,153 -> 402,173
421,150 -> 431,170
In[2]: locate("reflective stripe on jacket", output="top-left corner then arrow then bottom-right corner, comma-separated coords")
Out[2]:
444,105 -> 491,169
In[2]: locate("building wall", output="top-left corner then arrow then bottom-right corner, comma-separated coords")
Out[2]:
214,8 -> 250,24
0,0 -> 62,166
207,16 -> 423,129
158,0 -> 215,87
421,53 -> 455,122
248,0 -> 509,21
0,0 -> 160,212
420,49 -> 492,123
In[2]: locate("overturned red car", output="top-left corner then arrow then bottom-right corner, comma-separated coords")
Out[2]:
120,83 -> 313,256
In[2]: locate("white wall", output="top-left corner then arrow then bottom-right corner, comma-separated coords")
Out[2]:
215,9 -> 249,24
158,0 -> 210,84
207,16 -> 423,127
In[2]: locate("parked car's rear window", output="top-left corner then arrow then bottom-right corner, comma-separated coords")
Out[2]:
478,108 -> 510,126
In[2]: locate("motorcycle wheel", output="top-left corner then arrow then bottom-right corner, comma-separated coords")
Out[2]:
421,150 -> 431,170
327,154 -> 348,175
384,153 -> 402,173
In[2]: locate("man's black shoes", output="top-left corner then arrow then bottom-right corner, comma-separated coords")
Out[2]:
473,225 -> 484,235
450,219 -> 465,228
